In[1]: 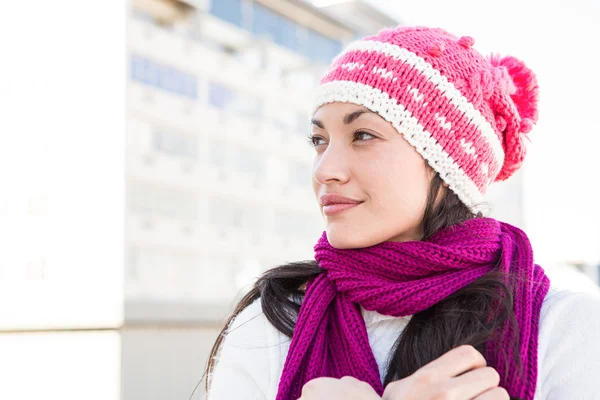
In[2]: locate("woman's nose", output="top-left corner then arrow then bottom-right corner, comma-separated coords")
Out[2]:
313,144 -> 351,185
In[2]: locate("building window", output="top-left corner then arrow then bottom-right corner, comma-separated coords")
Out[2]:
129,183 -> 198,220
152,129 -> 198,160
208,81 -> 263,119
209,0 -> 243,27
251,3 -> 276,41
131,9 -> 155,24
208,81 -> 234,109
207,197 -> 265,232
230,92 -> 263,119
277,13 -> 297,50
209,1 -> 342,65
130,54 -> 197,99
235,148 -> 266,180
305,29 -> 343,64
251,3 -> 297,51
208,197 -> 243,228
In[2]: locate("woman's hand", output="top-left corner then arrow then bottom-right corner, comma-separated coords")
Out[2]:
297,345 -> 507,400
382,345 -> 509,400
299,376 -> 381,400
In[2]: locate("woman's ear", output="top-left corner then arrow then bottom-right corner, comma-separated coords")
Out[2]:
442,181 -> 449,188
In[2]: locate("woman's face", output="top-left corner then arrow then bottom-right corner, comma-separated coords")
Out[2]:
310,102 -> 433,249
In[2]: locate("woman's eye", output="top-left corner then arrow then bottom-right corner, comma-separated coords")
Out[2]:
306,132 -> 375,147
355,131 -> 376,141
307,134 -> 326,147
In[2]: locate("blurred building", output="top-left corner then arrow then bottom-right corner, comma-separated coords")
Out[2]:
124,1 -> 398,399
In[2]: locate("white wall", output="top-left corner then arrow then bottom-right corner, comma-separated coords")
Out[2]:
0,1 -> 126,399
0,1 -> 126,330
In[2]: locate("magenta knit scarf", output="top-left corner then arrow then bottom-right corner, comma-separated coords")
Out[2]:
275,218 -> 550,400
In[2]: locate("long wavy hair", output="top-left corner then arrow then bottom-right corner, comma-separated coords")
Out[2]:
199,172 -> 523,400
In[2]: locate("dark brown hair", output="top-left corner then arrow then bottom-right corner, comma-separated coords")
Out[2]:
198,173 -> 523,400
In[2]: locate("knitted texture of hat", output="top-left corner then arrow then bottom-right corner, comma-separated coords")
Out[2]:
312,26 -> 540,211
275,218 -> 550,400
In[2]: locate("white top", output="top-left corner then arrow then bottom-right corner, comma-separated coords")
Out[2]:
206,286 -> 600,400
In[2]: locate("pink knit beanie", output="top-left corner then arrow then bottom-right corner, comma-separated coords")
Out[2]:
312,26 -> 540,210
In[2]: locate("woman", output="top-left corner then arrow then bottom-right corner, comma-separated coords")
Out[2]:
204,26 -> 600,400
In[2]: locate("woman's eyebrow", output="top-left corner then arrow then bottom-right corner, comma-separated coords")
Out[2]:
311,110 -> 374,129
311,118 -> 324,129
343,110 -> 372,125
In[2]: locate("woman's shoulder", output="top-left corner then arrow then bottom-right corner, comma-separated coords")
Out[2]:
208,297 -> 289,400
225,297 -> 284,345
539,284 -> 600,339
540,284 -> 600,319
536,285 -> 600,396
538,285 -> 600,351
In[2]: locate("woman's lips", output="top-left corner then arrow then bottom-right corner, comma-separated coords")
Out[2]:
322,202 -> 362,216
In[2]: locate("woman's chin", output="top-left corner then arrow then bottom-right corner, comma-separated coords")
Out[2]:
325,224 -> 378,249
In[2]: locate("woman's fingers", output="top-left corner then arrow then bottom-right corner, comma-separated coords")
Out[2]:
382,345 -> 505,400
416,345 -> 487,379
300,377 -> 339,399
444,366 -> 501,399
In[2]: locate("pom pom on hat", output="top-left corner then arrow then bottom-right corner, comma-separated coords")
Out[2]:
489,54 -> 540,125
488,54 -> 540,181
